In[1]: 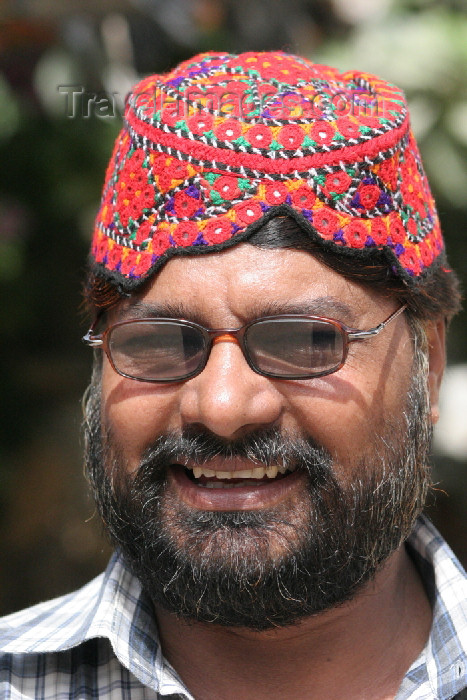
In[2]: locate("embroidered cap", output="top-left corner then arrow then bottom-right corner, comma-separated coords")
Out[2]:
90,51 -> 444,290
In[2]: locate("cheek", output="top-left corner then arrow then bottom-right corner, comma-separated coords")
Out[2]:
101,359 -> 180,468
286,342 -> 413,463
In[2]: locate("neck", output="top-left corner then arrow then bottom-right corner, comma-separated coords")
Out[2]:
155,545 -> 432,700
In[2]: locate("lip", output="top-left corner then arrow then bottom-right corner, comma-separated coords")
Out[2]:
169,464 -> 305,511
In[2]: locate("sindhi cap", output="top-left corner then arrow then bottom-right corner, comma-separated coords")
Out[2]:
90,51 -> 443,289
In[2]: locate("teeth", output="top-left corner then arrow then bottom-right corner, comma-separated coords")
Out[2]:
187,464 -> 295,480
201,480 -> 267,489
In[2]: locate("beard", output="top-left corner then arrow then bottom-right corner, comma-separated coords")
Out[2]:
83,355 -> 432,631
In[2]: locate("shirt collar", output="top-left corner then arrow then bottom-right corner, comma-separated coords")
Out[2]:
0,551 -> 190,696
398,515 -> 467,699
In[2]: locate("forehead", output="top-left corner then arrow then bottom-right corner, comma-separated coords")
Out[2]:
119,244 -> 386,326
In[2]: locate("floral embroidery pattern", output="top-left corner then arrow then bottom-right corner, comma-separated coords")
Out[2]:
92,51 -> 443,284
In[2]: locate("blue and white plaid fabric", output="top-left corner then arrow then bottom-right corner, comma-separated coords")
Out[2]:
1,514 -> 466,699
396,517 -> 467,700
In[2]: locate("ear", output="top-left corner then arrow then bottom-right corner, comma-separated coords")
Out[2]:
425,319 -> 446,425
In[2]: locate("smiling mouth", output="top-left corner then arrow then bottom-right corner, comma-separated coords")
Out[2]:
180,463 -> 297,489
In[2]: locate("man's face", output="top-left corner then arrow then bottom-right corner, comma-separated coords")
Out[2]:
85,243 -> 433,629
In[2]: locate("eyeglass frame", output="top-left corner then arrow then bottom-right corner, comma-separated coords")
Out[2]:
83,304 -> 407,383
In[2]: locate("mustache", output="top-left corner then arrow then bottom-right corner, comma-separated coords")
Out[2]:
135,426 -> 333,481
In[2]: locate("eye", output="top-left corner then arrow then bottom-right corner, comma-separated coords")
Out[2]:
106,321 -> 208,380
310,326 -> 340,351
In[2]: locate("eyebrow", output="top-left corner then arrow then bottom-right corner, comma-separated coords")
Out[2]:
116,301 -> 205,324
247,298 -> 357,325
116,297 -> 358,327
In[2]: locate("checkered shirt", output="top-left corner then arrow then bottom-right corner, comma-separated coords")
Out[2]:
1,514 -> 466,699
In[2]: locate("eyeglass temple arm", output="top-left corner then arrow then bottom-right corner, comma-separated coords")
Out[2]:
82,315 -> 104,348
83,330 -> 103,347
347,304 -> 407,341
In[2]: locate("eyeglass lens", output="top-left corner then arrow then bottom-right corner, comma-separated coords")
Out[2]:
245,318 -> 344,377
107,318 -> 346,381
109,321 -> 207,380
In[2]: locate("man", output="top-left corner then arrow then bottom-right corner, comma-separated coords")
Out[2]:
1,51 -> 466,699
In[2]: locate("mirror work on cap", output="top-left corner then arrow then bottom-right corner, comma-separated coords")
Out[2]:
90,51 -> 443,292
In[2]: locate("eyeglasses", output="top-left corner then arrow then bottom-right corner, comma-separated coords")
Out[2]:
83,305 -> 407,383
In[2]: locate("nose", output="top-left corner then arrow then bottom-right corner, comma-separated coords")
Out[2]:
178,336 -> 284,439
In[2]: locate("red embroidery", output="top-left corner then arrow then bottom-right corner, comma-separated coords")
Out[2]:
358,184 -> 381,210
278,124 -> 305,150
92,53 -> 443,286
370,218 -> 388,245
324,171 -> 352,197
336,117 -> 360,140
120,250 -> 139,275
173,190 -> 202,218
172,221 -> 199,246
152,229 -> 172,256
187,113 -> 214,134
399,248 -> 421,275
291,185 -> 316,209
311,121 -> 335,146
204,217 -> 232,243
344,220 -> 368,248
234,200 -> 263,225
215,119 -> 242,141
312,208 -> 339,239
265,181 -> 288,205
247,124 -> 273,148
378,159 -> 398,191
214,176 -> 241,200
389,212 -> 406,244
134,218 -> 155,245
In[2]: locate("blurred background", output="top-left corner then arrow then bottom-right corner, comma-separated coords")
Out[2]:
0,0 -> 466,615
